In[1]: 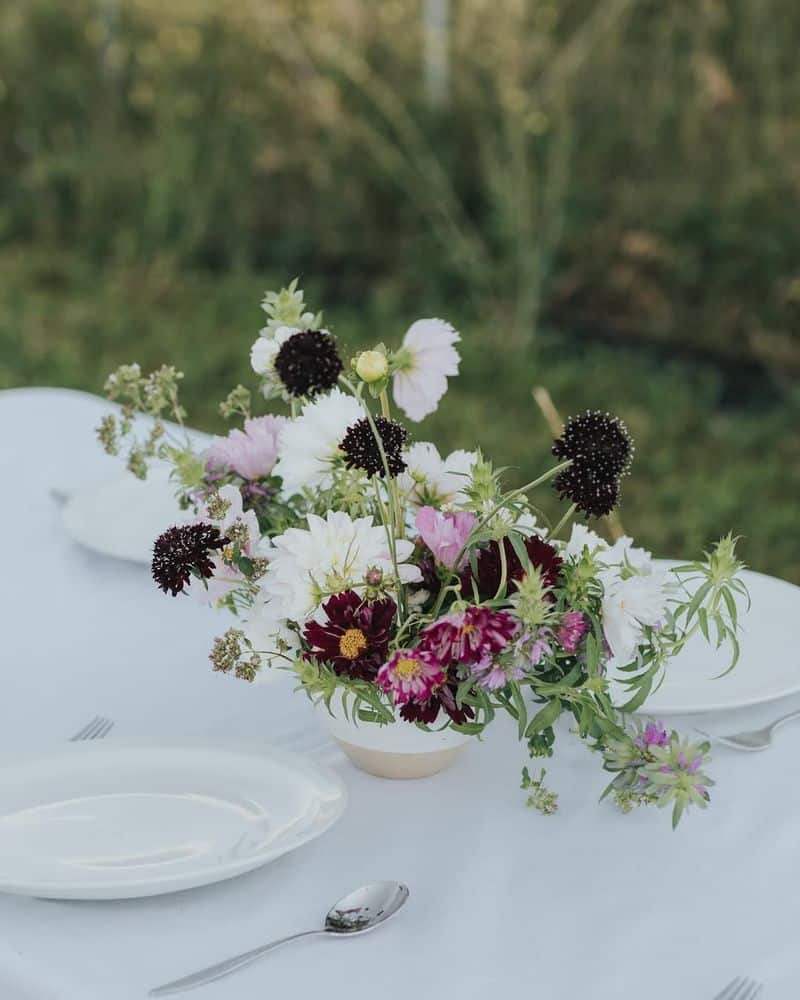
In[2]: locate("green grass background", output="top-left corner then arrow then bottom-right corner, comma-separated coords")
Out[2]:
1,1 -> 798,580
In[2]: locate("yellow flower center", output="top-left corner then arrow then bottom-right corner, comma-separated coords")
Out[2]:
394,656 -> 422,678
461,623 -> 474,634
339,628 -> 368,660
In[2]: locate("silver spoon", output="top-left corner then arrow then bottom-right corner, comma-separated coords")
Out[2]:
149,881 -> 410,996
697,707 -> 800,752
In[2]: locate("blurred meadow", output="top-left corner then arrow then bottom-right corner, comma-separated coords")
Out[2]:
1,0 -> 798,578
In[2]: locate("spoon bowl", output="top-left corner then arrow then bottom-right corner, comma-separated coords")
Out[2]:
325,881 -> 410,935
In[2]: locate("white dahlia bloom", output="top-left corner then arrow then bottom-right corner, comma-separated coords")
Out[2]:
392,318 -> 460,422
260,510 -> 422,624
398,442 -> 477,507
272,388 -> 362,496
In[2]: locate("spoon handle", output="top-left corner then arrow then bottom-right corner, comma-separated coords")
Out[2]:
770,708 -> 800,735
149,929 -> 324,996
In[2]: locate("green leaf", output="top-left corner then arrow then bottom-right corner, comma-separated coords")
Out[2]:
525,698 -> 562,738
685,579 -> 713,624
510,683 -> 529,740
619,672 -> 653,713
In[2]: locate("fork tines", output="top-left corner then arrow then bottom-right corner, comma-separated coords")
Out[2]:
715,977 -> 763,1000
70,716 -> 115,741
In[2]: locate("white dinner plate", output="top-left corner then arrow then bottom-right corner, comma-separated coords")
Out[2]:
611,564 -> 800,715
62,466 -> 189,563
0,743 -> 347,900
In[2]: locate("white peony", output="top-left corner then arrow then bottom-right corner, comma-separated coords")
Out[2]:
260,510 -> 422,625
392,318 -> 460,422
398,441 -> 477,508
272,388 -> 363,496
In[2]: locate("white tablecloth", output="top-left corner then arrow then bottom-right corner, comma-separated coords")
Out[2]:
1,387 -> 799,1000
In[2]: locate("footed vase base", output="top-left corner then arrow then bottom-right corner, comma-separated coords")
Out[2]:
335,739 -> 466,779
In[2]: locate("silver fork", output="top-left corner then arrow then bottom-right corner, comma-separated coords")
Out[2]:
700,708 -> 800,752
70,716 -> 114,741
715,976 -> 763,999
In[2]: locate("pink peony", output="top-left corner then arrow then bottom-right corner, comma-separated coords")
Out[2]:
422,605 -> 519,666
377,648 -> 447,705
415,506 -> 476,570
557,611 -> 587,653
206,415 -> 286,481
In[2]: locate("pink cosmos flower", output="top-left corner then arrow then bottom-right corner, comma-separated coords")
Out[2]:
557,611 -> 587,653
392,318 -> 461,422
422,606 -> 519,666
377,648 -> 447,705
206,415 -> 286,481
415,506 -> 476,570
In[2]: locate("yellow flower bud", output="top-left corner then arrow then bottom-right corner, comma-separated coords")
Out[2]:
355,350 -> 388,383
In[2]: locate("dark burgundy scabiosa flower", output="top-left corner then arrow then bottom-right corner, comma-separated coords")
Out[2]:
460,535 -> 563,601
339,416 -> 408,478
274,330 -> 343,399
151,523 -> 228,596
551,410 -> 633,518
303,590 -> 397,682
399,681 -> 475,727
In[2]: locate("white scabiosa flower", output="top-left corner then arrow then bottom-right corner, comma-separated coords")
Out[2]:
392,318 -> 460,422
273,388 -> 362,496
261,510 -> 422,625
250,326 -> 297,398
398,441 -> 477,507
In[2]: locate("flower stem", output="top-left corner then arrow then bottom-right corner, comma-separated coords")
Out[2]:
548,503 -> 577,541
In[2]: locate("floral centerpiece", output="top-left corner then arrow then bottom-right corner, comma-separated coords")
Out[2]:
97,280 -> 746,826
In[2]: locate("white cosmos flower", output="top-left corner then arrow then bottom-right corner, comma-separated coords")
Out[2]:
272,388 -> 362,496
600,567 -> 670,664
398,442 -> 477,507
392,318 -> 460,422
260,510 -> 422,625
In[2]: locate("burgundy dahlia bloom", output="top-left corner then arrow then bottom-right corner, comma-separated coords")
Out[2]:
398,681 -> 475,727
421,606 -> 519,667
461,535 -> 562,601
304,590 -> 396,682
